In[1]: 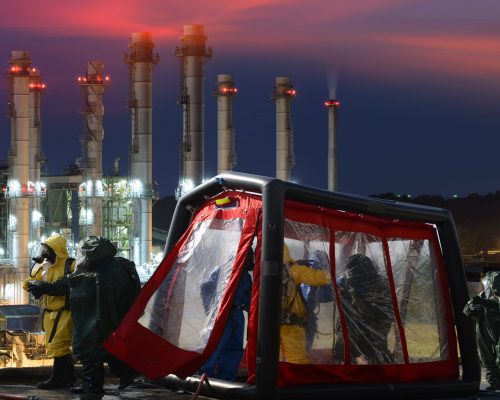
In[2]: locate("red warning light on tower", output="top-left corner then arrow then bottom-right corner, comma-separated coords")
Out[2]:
219,86 -> 238,95
286,89 -> 297,97
324,99 -> 340,108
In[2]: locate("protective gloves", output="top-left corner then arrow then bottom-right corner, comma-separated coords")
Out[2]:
27,279 -> 70,299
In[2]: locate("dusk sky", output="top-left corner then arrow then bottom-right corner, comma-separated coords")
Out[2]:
1,0 -> 499,199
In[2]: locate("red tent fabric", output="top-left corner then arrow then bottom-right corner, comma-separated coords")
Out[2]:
104,192 -> 262,379
105,192 -> 458,387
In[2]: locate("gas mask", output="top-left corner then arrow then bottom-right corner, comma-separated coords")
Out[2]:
30,243 -> 56,279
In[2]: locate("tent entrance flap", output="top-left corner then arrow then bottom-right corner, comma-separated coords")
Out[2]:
104,192 -> 262,379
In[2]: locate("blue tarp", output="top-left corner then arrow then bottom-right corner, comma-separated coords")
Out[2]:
0,305 -> 42,332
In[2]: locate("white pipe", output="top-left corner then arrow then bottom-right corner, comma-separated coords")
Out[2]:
326,100 -> 340,191
29,68 -> 45,245
78,61 -> 108,236
273,77 -> 295,182
8,50 -> 31,304
216,74 -> 237,173
126,32 -> 158,266
176,24 -> 211,196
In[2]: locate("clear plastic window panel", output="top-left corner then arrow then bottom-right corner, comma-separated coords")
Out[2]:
388,238 -> 449,362
335,231 -> 401,365
281,219 -> 338,364
139,218 -> 244,353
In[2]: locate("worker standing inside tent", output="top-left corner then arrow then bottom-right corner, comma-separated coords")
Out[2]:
23,234 -> 76,390
464,271 -> 500,391
69,236 -> 141,395
340,254 -> 394,365
199,248 -> 254,380
280,244 -> 331,364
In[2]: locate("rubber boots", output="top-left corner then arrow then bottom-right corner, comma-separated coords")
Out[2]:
70,362 -> 105,395
37,354 -> 75,389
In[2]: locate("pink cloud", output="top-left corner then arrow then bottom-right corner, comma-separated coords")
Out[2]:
362,34 -> 500,78
0,0 -> 403,39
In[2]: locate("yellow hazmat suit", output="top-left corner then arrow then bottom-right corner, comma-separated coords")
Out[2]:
23,235 -> 75,357
280,245 -> 330,364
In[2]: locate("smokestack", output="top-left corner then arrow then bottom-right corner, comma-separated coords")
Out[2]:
175,24 -> 212,198
28,67 -> 46,245
272,77 -> 296,182
214,74 -> 237,173
325,99 -> 340,191
77,61 -> 110,236
6,50 -> 31,304
125,32 -> 159,267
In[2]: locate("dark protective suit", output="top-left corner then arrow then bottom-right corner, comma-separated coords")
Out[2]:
464,271 -> 500,389
68,236 -> 141,394
338,254 -> 394,365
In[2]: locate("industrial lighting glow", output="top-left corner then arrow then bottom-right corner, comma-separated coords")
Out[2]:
0,247 -> 4,256
86,209 -> 94,225
32,210 -> 43,224
7,180 -> 21,196
177,179 -> 195,198
36,181 -> 47,195
8,215 -> 17,231
129,179 -> 144,197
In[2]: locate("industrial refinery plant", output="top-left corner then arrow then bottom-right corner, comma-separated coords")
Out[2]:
0,24 -> 340,307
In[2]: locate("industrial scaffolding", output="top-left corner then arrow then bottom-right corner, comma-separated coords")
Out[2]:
101,176 -> 133,257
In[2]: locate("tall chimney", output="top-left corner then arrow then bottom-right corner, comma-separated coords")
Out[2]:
6,50 -> 31,304
214,74 -> 237,173
77,61 -> 109,236
175,24 -> 212,199
125,32 -> 159,267
272,77 -> 296,182
28,67 -> 46,245
325,99 -> 340,191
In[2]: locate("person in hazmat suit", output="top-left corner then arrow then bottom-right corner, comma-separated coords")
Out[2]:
464,270 -> 500,391
23,234 -> 76,389
68,236 -> 141,395
338,254 -> 394,365
298,249 -> 335,353
280,244 -> 331,364
199,248 -> 254,380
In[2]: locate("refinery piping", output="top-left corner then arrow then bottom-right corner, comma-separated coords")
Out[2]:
0,24 -> 340,305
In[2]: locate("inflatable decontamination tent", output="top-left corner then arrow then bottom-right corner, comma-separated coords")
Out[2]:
104,172 -> 480,399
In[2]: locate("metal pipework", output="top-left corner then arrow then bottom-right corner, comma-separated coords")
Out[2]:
29,67 -> 46,245
272,77 -> 296,182
6,50 -> 31,304
125,32 -> 159,267
77,61 -> 109,236
214,74 -> 237,173
325,99 -> 340,191
175,24 -> 212,198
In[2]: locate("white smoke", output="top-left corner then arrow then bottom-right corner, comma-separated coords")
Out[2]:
327,70 -> 338,99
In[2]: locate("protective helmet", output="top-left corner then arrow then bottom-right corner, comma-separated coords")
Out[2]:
345,254 -> 380,294
76,236 -> 117,270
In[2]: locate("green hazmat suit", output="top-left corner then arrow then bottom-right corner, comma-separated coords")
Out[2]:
68,236 -> 141,395
464,271 -> 500,389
